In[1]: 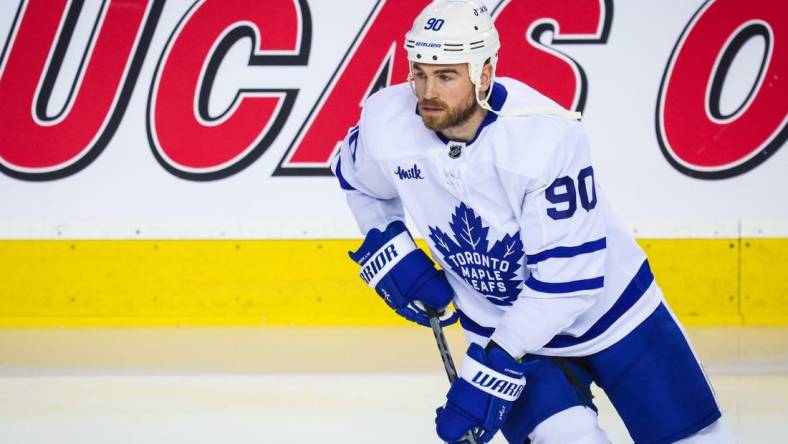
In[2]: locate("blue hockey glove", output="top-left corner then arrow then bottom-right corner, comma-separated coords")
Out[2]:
435,342 -> 532,443
349,220 -> 457,327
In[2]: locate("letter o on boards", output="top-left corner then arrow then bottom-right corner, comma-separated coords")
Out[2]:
656,0 -> 786,179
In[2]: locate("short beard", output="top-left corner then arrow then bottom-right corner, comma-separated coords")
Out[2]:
419,90 -> 479,132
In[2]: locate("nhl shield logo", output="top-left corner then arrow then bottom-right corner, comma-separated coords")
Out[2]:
448,144 -> 463,159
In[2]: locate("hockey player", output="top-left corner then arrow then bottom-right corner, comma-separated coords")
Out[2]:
331,1 -> 737,443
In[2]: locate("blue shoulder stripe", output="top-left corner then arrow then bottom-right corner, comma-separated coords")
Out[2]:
526,237 -> 606,265
525,275 -> 604,294
334,157 -> 356,191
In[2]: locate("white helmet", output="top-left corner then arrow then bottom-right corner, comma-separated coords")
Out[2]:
404,0 -> 581,120
404,0 -> 499,111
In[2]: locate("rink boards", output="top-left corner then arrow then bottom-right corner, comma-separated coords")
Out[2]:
1,1 -> 786,328
1,238 -> 785,327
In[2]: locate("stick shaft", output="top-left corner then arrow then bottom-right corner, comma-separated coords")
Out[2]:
428,314 -> 459,383
426,309 -> 479,444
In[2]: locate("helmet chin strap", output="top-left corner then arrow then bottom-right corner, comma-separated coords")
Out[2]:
407,63 -> 582,121
472,63 -> 582,121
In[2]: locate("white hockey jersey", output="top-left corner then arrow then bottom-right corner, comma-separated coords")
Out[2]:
332,77 -> 663,358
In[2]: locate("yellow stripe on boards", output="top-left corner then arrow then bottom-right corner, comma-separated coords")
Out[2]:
638,239 -> 741,325
740,238 -> 788,325
0,239 -> 786,327
0,240 -> 405,327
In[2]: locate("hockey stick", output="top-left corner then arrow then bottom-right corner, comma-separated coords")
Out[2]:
425,307 -> 480,444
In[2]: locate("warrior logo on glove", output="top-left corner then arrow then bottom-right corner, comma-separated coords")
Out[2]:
349,221 -> 458,327
358,243 -> 404,285
464,355 -> 526,401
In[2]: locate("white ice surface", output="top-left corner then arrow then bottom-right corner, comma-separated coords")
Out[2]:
1,326 -> 786,443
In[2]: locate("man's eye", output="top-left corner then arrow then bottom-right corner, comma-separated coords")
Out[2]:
439,75 -> 453,81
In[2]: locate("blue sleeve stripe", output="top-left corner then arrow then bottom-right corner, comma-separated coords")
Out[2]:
457,310 -> 495,338
525,275 -> 604,294
526,237 -> 606,265
348,127 -> 360,162
334,157 -> 357,191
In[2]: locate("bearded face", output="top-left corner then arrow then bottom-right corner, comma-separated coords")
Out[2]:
410,63 -> 488,139
418,87 -> 479,132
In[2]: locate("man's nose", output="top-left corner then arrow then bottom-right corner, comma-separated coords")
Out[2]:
423,78 -> 439,100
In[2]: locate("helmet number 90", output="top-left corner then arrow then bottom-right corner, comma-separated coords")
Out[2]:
424,18 -> 445,31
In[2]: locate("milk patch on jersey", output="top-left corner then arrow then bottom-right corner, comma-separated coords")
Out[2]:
394,163 -> 425,180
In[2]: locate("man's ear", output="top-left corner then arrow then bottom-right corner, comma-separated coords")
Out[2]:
479,61 -> 493,93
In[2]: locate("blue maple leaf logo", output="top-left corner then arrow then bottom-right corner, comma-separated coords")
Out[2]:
428,203 -> 524,306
